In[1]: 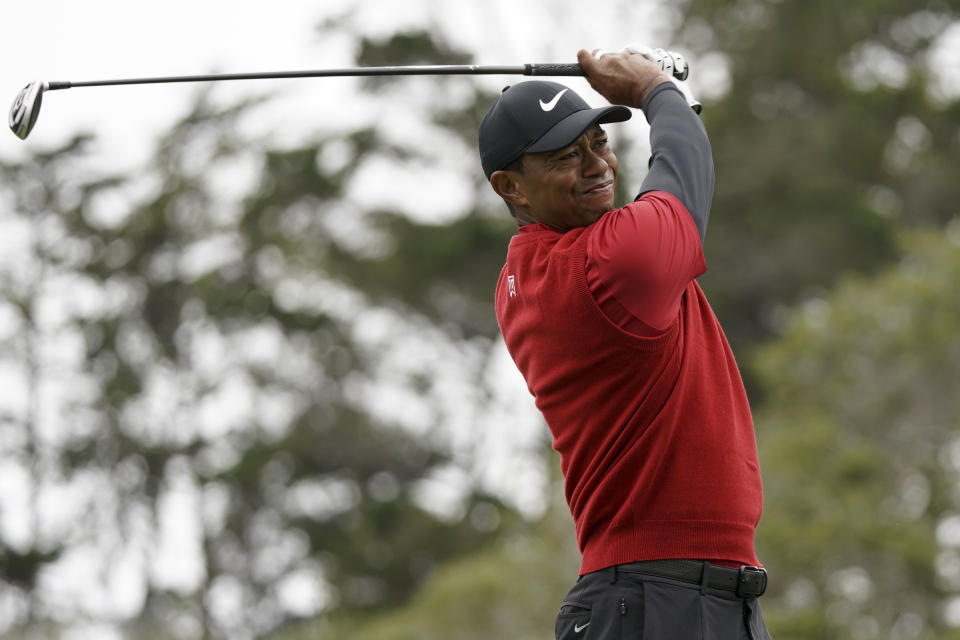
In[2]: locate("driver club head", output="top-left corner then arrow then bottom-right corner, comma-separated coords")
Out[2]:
9,81 -> 44,140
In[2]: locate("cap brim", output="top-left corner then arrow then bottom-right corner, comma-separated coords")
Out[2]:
525,105 -> 631,154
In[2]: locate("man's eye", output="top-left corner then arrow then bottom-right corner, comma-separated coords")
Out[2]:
594,138 -> 609,148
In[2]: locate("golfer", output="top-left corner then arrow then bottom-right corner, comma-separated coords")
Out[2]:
479,48 -> 773,638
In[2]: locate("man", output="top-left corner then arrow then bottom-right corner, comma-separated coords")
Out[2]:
478,48 -> 773,639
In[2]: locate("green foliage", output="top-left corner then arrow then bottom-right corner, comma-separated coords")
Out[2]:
0,30 -> 521,637
322,211 -> 516,338
0,547 -> 62,592
753,228 -> 960,637
677,0 -> 960,355
274,480 -> 580,640
356,30 -> 472,68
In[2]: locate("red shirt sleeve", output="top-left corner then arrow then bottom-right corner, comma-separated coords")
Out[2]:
585,191 -> 707,337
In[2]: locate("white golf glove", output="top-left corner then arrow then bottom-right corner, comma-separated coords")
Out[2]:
622,45 -> 701,113
623,45 -> 689,81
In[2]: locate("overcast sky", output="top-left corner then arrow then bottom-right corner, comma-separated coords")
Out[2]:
3,0 -> 958,168
0,0 -> 689,169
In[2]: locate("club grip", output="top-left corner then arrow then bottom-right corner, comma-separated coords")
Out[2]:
524,63 -> 585,76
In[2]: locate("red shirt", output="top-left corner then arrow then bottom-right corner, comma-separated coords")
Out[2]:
495,191 -> 763,574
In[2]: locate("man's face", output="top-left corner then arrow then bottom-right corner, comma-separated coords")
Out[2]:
512,125 -> 618,230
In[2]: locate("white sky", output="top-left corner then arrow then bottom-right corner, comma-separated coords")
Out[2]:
2,0 -> 957,167
0,0 -> 681,169
0,0 -> 366,165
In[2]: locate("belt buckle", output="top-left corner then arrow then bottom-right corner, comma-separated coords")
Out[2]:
736,566 -> 767,598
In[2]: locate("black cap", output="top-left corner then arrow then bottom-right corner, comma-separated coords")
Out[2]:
478,81 -> 631,179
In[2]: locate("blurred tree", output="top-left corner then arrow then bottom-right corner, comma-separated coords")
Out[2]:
674,0 -> 960,364
274,460 -> 579,640
0,135 -> 105,634
0,30 -> 534,640
753,227 -> 960,638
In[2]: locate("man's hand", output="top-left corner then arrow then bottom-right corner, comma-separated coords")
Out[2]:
624,46 -> 689,81
577,48 -> 672,108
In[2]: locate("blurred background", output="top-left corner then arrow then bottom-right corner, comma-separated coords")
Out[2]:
1,0 -> 959,638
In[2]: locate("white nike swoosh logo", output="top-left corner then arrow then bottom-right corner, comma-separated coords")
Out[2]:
539,89 -> 568,111
574,621 -> 590,633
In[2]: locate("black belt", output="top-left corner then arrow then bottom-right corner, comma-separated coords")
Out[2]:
615,560 -> 767,598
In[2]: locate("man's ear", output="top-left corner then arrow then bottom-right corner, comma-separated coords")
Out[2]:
490,170 -> 528,209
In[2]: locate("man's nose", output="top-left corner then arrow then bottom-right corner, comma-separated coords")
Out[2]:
582,148 -> 609,175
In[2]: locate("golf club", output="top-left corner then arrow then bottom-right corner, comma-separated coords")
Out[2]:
9,59 -> 696,140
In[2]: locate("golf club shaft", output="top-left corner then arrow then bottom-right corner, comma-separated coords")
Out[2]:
42,64 -> 585,91
11,57 -> 698,140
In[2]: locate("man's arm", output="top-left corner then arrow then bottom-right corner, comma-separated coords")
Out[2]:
577,49 -> 714,242
637,83 -> 713,242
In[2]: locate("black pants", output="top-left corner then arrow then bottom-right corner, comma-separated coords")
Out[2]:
555,564 -> 773,640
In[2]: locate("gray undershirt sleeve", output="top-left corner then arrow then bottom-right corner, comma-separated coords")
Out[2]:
636,82 -> 714,243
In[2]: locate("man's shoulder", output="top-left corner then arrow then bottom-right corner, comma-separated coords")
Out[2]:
507,223 -> 590,256
617,190 -> 690,219
592,191 -> 700,247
